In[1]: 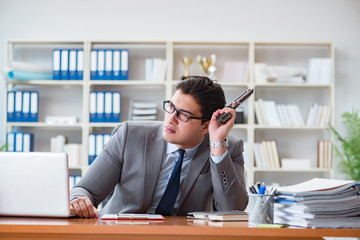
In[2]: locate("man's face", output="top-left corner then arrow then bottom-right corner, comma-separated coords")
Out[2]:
162,90 -> 209,149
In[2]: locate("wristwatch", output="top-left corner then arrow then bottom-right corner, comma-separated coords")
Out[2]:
210,139 -> 229,148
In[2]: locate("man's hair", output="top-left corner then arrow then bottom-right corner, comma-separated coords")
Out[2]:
176,76 -> 226,123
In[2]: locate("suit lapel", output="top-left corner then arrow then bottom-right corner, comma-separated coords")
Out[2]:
140,125 -> 166,212
177,134 -> 210,209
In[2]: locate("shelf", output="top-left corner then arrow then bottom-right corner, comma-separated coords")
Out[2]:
253,168 -> 330,173
89,80 -> 166,86
6,122 -> 83,128
7,80 -> 84,86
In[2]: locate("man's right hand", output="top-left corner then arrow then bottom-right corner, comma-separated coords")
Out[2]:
70,197 -> 99,218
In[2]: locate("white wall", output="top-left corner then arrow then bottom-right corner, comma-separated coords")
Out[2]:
1,0 -> 359,178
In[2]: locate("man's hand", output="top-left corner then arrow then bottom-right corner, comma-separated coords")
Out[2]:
208,107 -> 236,156
70,197 -> 99,218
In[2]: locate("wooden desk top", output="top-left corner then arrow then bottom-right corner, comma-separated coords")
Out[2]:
0,216 -> 359,240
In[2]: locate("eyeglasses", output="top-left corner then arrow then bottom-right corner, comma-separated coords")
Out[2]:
163,100 -> 209,123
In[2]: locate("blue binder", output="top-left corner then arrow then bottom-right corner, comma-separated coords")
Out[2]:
120,49 -> 129,80
113,50 -> 121,80
21,91 -> 31,122
69,49 -> 77,80
52,49 -> 61,80
29,91 -> 39,122
14,91 -> 23,122
15,132 -> 24,152
96,91 -> 105,122
76,49 -> 84,80
60,49 -> 69,80
7,91 -> 15,122
97,49 -> 105,80
88,134 -> 96,165
104,92 -> 113,122
105,50 -> 113,80
89,91 -> 97,122
23,133 -> 33,152
90,50 -> 97,80
112,91 -> 121,122
6,132 -> 15,152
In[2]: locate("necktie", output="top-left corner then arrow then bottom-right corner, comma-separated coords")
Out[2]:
155,149 -> 185,215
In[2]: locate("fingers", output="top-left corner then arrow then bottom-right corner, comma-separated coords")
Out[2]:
70,197 -> 98,219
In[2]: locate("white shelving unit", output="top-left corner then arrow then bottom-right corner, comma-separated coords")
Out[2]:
3,40 -> 335,187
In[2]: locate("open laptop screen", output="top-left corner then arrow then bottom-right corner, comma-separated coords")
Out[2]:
0,152 -> 72,218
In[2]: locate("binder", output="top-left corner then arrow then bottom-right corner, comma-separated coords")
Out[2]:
6,132 -> 15,152
76,49 -> 84,80
15,132 -> 24,152
104,134 -> 111,145
14,91 -> 23,122
23,133 -> 33,152
52,49 -> 61,80
89,91 -> 97,122
97,49 -> 105,80
113,50 -> 121,80
120,49 -> 129,80
112,91 -> 121,122
7,91 -> 15,122
88,134 -> 96,165
104,92 -> 113,122
96,91 -> 105,122
30,91 -> 39,122
60,49 -> 69,80
22,91 -> 31,122
69,49 -> 77,80
95,134 -> 104,158
90,50 -> 97,80
105,50 -> 113,80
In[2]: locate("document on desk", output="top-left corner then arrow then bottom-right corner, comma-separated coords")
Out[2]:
187,211 -> 248,221
101,213 -> 165,220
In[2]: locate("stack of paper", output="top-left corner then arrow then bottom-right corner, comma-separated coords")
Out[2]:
130,101 -> 158,121
274,178 -> 360,228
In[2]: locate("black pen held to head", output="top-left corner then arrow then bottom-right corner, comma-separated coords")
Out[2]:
217,88 -> 254,124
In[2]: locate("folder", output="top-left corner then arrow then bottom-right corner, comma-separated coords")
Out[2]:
104,92 -> 113,122
120,49 -> 129,80
23,133 -> 33,152
105,50 -> 113,80
22,91 -> 31,122
7,91 -> 15,122
69,49 -> 77,80
112,91 -> 121,122
113,50 -> 121,80
15,132 -> 24,152
6,132 -> 15,152
52,49 -> 61,80
14,91 -> 23,122
95,134 -> 104,157
90,50 -> 97,80
60,49 -> 69,80
96,91 -> 105,122
30,91 -> 39,122
89,91 -> 96,122
104,134 -> 111,145
76,49 -> 84,80
88,134 -> 96,165
97,49 -> 105,80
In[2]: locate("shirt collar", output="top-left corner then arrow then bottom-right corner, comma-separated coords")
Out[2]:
166,138 -> 204,160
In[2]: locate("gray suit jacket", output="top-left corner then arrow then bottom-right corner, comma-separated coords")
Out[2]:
70,121 -> 248,216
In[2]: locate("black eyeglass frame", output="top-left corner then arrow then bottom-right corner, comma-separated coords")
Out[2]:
163,100 -> 209,123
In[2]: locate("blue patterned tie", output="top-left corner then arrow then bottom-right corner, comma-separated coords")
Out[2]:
155,149 -> 185,215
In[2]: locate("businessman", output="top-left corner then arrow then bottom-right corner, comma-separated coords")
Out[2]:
70,76 -> 248,218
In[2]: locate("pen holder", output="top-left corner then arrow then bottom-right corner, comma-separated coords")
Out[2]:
247,193 -> 274,227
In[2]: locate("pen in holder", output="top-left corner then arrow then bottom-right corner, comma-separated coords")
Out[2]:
248,193 -> 274,227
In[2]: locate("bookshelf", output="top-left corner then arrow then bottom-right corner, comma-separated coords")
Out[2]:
3,40 -> 335,187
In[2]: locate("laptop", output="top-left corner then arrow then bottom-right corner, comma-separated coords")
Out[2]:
0,152 -> 74,218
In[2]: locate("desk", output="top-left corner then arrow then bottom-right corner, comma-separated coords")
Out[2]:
0,217 -> 359,240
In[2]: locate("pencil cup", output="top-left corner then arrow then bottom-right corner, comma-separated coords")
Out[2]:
247,193 -> 274,227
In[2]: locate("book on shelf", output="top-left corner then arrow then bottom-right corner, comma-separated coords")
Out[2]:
274,178 -> 360,228
145,58 -> 166,81
222,61 -> 248,82
253,140 -> 280,168
306,58 -> 332,84
187,211 -> 248,221
317,140 -> 332,169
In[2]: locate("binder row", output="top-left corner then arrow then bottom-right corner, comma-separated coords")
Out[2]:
88,133 -> 111,165
91,49 -> 129,80
7,91 -> 39,122
53,49 -> 84,80
90,91 -> 121,122
6,132 -> 33,152
69,175 -> 82,190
